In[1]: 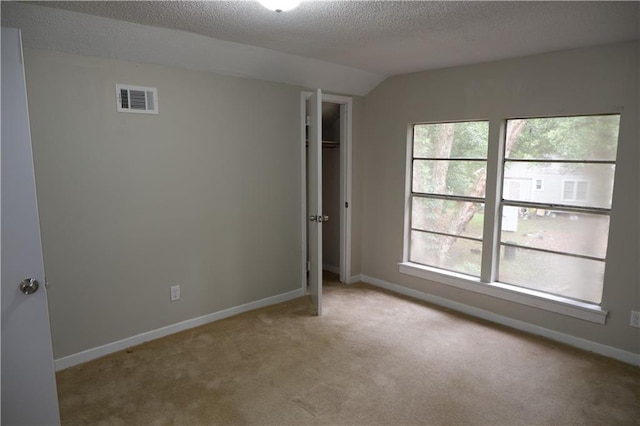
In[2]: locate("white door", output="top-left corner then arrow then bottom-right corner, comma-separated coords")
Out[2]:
1,27 -> 61,425
308,89 -> 323,315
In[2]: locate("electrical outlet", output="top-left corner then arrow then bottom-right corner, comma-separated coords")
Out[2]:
170,285 -> 180,302
631,311 -> 640,328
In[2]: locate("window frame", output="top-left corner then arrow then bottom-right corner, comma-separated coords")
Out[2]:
407,120 -> 489,277
401,114 -> 619,324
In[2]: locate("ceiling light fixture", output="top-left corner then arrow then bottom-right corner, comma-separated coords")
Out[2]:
258,0 -> 301,13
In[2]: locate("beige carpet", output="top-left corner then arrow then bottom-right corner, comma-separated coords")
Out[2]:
57,275 -> 640,425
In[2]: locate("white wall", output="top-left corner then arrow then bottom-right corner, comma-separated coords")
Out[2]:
361,41 -> 640,354
23,48 -> 304,358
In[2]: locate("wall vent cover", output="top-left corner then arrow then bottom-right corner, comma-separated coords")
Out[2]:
116,84 -> 158,114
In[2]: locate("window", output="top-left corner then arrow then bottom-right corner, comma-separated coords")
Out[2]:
501,115 -> 618,304
562,180 -> 576,200
408,121 -> 489,276
576,181 -> 588,201
404,115 -> 620,308
561,179 -> 589,201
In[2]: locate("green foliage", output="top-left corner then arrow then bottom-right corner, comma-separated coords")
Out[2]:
412,115 -> 619,197
413,121 -> 488,158
508,115 -> 620,161
413,121 -> 488,196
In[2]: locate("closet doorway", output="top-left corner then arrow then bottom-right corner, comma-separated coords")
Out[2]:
301,92 -> 353,296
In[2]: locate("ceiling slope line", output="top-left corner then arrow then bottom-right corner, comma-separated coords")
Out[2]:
1,2 -> 386,96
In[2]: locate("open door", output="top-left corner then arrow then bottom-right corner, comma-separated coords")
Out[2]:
1,28 -> 61,424
308,89 -> 323,315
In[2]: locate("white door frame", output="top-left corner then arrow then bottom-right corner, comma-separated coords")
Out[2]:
300,91 -> 353,288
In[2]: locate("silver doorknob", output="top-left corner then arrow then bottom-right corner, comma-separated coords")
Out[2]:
322,215 -> 329,222
19,278 -> 39,295
309,215 -> 318,222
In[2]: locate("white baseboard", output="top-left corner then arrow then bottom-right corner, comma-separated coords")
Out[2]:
347,274 -> 362,284
361,274 -> 640,367
54,287 -> 305,371
322,264 -> 340,275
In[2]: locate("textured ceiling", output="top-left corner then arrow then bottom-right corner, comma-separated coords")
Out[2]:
24,1 -> 640,75
3,2 -> 385,95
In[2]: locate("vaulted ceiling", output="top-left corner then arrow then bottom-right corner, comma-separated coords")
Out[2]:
3,1 -> 638,95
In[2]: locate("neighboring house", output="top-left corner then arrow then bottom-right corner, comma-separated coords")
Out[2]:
503,162 -> 614,209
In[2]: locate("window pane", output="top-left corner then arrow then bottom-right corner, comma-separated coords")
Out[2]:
506,115 -> 620,161
562,180 -> 575,200
413,160 -> 486,197
535,179 -> 543,190
410,231 -> 481,276
500,210 -> 609,259
412,197 -> 483,239
499,246 -> 604,304
576,181 -> 588,201
413,121 -> 488,158
503,162 -> 615,208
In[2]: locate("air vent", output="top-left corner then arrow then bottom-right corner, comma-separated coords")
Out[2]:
116,84 -> 158,114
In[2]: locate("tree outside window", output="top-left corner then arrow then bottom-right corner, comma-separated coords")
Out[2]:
408,115 -> 620,304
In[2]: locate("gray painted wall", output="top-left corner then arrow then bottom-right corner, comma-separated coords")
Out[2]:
361,41 -> 640,354
24,48 -> 305,358
21,40 -> 635,361
322,147 -> 340,270
350,97 -> 364,278
322,106 -> 341,271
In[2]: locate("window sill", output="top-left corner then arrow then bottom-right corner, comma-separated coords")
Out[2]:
398,262 -> 607,324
